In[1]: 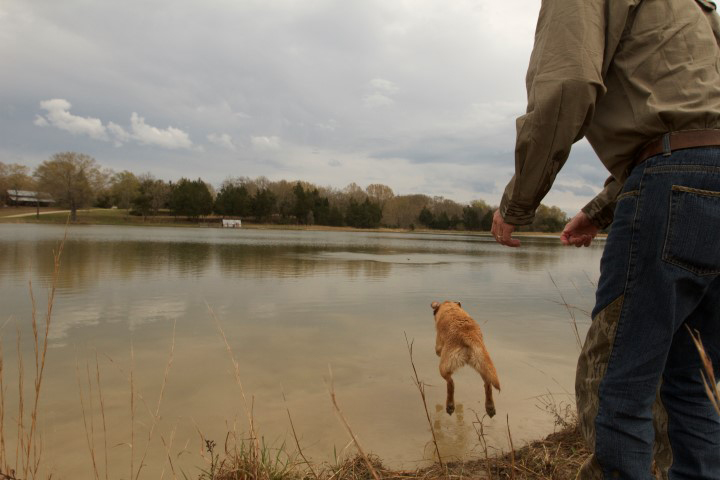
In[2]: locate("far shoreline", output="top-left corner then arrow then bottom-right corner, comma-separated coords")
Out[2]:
0,206 -> 607,240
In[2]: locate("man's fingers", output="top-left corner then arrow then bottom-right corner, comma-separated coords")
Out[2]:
491,210 -> 520,247
499,226 -> 521,247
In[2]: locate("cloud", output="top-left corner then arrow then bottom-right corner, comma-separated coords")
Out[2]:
107,121 -> 131,146
363,93 -> 395,108
34,98 -> 108,140
370,78 -> 398,94
9,1 -> 547,204
129,112 -> 193,149
34,99 -> 194,150
207,132 -> 236,151
251,135 -> 281,150
553,183 -> 599,196
363,78 -> 398,108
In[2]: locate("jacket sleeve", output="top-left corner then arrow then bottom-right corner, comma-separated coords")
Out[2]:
499,0 -> 608,226
581,176 -> 623,229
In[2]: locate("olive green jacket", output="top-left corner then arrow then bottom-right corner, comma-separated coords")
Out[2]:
500,0 -> 720,228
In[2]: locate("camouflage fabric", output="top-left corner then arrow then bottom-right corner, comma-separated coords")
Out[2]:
652,391 -> 671,480
576,295 -> 624,479
575,295 -> 671,479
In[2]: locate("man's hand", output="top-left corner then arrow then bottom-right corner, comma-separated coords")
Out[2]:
491,209 -> 521,247
560,211 -> 599,247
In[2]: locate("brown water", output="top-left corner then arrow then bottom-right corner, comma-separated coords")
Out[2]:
0,224 -> 603,478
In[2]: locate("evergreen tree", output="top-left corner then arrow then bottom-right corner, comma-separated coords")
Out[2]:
292,182 -> 313,224
481,210 -> 494,231
214,184 -> 251,216
169,178 -> 213,219
462,205 -> 482,230
418,206 -> 434,228
252,188 -> 277,222
345,198 -> 382,228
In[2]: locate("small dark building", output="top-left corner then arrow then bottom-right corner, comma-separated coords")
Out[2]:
6,190 -> 55,207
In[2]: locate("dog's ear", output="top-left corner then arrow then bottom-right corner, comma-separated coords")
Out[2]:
431,301 -> 441,314
455,301 -> 461,308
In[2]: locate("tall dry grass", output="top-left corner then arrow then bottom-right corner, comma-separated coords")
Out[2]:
0,230 -> 65,479
687,327 -> 720,416
76,324 -> 176,480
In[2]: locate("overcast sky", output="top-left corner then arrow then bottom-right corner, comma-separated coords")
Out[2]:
1,0 -> 608,213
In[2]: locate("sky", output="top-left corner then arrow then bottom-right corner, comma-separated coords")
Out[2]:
1,0 -> 610,214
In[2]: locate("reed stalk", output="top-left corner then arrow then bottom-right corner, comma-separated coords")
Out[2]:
77,358 -> 100,480
133,320 -> 175,480
404,333 -> 444,471
95,352 -> 109,480
548,273 -> 582,351
687,326 -> 720,415
283,391 -> 319,480
326,365 -> 380,480
207,302 -> 261,478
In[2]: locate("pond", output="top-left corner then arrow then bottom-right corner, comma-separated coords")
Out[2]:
0,224 -> 603,478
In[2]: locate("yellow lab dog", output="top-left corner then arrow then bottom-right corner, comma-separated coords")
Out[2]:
431,301 -> 500,417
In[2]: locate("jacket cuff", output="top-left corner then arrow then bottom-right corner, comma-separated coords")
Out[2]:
499,190 -> 535,226
581,201 -> 614,229
581,177 -> 623,229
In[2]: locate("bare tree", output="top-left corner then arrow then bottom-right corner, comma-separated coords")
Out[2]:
365,183 -> 394,207
0,162 -> 34,206
382,194 -> 431,228
34,152 -> 103,221
110,170 -> 141,209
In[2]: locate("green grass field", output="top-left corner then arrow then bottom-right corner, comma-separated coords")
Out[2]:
0,208 -> 195,226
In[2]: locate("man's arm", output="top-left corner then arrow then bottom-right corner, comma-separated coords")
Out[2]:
497,0 -> 611,236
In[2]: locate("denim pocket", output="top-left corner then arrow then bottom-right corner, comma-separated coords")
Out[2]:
662,185 -> 720,275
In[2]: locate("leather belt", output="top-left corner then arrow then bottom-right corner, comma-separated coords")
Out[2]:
635,129 -> 720,164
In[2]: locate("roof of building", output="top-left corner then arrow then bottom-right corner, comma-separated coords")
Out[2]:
6,190 -> 55,202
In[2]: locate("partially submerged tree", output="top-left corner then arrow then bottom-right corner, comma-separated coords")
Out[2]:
34,152 -> 103,221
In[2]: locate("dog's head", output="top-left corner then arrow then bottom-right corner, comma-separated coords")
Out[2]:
431,300 -> 461,320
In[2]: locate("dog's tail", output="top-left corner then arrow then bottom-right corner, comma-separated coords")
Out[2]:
470,339 -> 500,391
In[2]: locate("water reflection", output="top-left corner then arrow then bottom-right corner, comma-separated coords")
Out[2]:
0,228 -> 585,290
429,403 -> 475,462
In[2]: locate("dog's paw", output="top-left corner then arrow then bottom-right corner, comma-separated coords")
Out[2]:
486,404 -> 496,418
446,403 -> 455,415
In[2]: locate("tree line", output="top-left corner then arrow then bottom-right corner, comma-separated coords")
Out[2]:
0,152 -> 568,231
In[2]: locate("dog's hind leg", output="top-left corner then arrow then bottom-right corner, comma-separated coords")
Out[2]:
484,382 -> 496,418
440,369 -> 455,415
469,342 -> 500,418
439,349 -> 462,415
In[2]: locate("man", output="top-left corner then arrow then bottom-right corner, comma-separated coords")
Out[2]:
491,0 -> 720,478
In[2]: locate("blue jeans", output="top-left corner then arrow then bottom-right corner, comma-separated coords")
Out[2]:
576,147 -> 720,479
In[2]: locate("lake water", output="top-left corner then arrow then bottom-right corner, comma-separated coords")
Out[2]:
0,224 -> 604,478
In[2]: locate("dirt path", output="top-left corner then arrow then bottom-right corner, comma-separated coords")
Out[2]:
2,210 -> 71,218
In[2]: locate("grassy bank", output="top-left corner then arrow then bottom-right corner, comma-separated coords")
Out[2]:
201,423 -> 588,480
